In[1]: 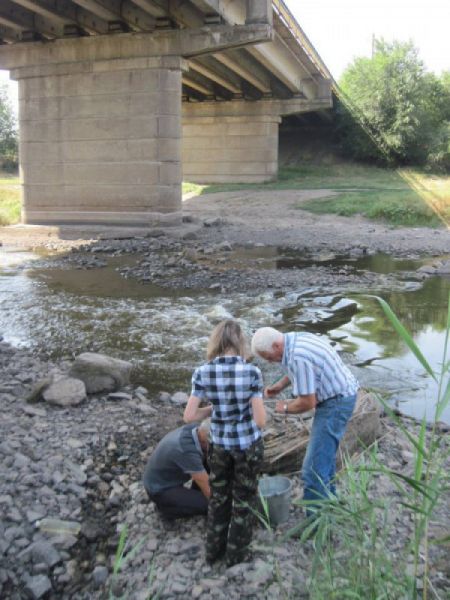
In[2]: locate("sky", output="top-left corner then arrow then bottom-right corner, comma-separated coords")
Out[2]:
288,0 -> 450,80
1,0 -> 449,106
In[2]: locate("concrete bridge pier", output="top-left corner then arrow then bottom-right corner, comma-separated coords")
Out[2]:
0,20 -> 272,226
15,55 -> 184,226
182,96 -> 332,184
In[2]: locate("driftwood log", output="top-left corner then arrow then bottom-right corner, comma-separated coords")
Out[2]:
261,390 -> 382,475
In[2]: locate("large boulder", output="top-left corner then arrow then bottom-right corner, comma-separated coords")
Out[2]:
69,353 -> 132,394
42,377 -> 86,407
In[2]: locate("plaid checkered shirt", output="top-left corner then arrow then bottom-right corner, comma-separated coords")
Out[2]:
191,356 -> 263,450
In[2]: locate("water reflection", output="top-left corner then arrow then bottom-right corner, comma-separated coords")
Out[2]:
331,277 -> 450,423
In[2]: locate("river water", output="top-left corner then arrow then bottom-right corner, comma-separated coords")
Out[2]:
1,246 -> 449,423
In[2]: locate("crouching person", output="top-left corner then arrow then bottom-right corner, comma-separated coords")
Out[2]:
142,419 -> 211,519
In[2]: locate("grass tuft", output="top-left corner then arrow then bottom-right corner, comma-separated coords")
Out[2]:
183,163 -> 450,228
0,172 -> 21,225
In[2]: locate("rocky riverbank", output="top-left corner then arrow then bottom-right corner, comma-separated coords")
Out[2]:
1,192 -> 449,598
1,340 -> 449,599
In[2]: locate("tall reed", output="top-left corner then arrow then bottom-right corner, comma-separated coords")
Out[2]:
290,293 -> 450,599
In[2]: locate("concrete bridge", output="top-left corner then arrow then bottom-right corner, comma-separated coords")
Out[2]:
0,0 -> 332,226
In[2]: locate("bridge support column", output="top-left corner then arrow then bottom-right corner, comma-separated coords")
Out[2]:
14,56 -> 184,226
182,103 -> 281,184
182,97 -> 333,184
0,22 -> 272,226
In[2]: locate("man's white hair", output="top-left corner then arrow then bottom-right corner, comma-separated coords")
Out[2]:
251,327 -> 283,355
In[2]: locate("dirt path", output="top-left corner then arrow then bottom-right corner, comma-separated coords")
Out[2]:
1,188 -> 449,256
183,189 -> 450,255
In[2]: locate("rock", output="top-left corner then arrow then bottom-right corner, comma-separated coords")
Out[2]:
435,260 -> 450,275
69,353 -> 133,394
158,391 -> 171,402
24,574 -> 52,599
203,217 -> 224,227
204,305 -> 233,324
215,241 -> 233,252
25,378 -> 52,404
30,541 -> 61,568
21,405 -> 47,418
107,392 -> 133,401
42,377 -> 86,407
170,392 -> 189,406
416,265 -> 436,275
92,565 -> 109,588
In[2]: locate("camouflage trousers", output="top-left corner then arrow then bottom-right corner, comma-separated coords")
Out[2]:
206,439 -> 264,566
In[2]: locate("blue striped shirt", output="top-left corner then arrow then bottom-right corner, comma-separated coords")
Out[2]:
191,356 -> 263,450
282,332 -> 359,403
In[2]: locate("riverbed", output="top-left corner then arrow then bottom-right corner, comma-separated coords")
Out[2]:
1,243 -> 449,423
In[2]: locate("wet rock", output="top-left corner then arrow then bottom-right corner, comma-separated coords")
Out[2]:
69,353 -> 132,394
204,305 -> 233,324
215,241 -> 233,252
435,260 -> 450,275
416,265 -> 437,275
42,377 -> 86,407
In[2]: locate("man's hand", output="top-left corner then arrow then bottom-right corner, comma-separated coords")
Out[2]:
191,471 -> 211,499
264,384 -> 281,398
275,400 -> 287,413
264,375 -> 290,398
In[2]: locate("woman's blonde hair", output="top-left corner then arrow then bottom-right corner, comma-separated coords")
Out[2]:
207,319 -> 248,361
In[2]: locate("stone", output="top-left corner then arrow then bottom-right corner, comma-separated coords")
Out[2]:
30,541 -> 61,568
24,574 -> 52,599
42,377 -> 86,407
25,378 -> 52,404
69,353 -> 132,393
22,405 -> 48,417
92,565 -> 109,588
107,392 -> 133,401
435,261 -> 450,275
170,392 -> 189,406
204,304 -> 233,324
158,391 -> 172,402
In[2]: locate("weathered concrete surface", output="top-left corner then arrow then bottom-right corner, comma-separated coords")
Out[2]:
0,22 -> 273,226
16,55 -> 184,226
182,98 -> 331,183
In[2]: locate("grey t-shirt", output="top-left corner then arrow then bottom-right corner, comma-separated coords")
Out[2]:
143,424 -> 206,495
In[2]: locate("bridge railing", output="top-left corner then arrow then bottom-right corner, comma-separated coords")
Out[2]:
272,0 -> 335,83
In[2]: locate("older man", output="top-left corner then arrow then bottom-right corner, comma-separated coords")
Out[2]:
251,327 -> 359,512
143,420 -> 210,519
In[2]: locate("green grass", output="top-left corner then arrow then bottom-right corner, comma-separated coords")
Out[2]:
183,163 -> 450,228
300,189 -> 444,227
0,172 -> 21,225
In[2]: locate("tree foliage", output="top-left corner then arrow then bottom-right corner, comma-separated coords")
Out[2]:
0,84 -> 18,171
335,40 -> 450,171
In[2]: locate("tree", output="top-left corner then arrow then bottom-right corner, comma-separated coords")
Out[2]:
335,40 -> 450,170
0,83 -> 18,171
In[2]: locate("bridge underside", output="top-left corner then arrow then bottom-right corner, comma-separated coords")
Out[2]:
0,0 -> 332,226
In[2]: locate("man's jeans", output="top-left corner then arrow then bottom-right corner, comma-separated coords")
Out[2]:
302,393 -> 357,512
